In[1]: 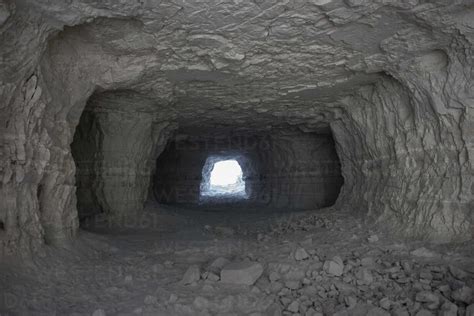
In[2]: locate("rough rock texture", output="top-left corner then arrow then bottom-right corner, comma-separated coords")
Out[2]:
0,0 -> 473,256
72,91 -> 175,219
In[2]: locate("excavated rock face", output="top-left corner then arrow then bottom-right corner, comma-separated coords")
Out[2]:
0,0 -> 473,255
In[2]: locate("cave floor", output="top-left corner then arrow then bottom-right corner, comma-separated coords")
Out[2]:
1,204 -> 473,316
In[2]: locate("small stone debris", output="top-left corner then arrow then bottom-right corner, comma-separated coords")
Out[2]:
193,296 -> 209,310
182,265 -> 201,285
438,301 -> 458,316
92,309 -> 106,316
205,272 -> 220,281
294,247 -> 310,261
344,295 -> 357,308
285,280 -> 301,290
220,261 -> 264,285
269,271 -> 280,283
415,291 -> 439,309
415,309 -> 434,316
169,294 -> 178,303
379,297 -> 391,310
287,300 -> 299,313
466,304 -> 474,316
367,306 -> 390,316
451,286 -> 473,304
391,308 -> 409,316
449,265 -> 468,280
410,247 -> 439,258
355,267 -> 373,285
323,256 -> 344,276
144,295 -> 157,305
367,234 -> 379,243
208,257 -> 230,273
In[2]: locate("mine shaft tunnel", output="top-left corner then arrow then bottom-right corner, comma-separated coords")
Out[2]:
71,91 -> 344,222
2,7 -> 471,257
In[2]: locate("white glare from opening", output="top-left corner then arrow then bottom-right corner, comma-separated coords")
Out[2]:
211,160 -> 241,186
207,160 -> 245,196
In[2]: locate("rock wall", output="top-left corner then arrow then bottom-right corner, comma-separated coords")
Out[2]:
0,0 -> 472,256
72,91 -> 175,219
260,132 -> 343,209
333,70 -> 473,241
153,131 -> 343,209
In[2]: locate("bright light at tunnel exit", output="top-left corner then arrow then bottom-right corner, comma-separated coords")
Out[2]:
210,160 -> 243,187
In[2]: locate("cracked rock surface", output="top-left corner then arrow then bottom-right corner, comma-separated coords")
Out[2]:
0,0 -> 473,300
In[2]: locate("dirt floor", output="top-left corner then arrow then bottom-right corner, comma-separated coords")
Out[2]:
1,203 -> 473,316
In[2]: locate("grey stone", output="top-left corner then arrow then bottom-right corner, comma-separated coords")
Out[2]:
410,248 -> 440,258
285,280 -> 301,290
287,300 -> 299,313
355,268 -> 373,285
344,295 -> 357,308
367,235 -> 379,243
449,265 -> 469,280
209,257 -> 230,273
391,308 -> 409,316
144,295 -> 157,305
415,291 -> 439,310
269,271 -> 281,283
451,286 -> 473,304
466,304 -> 474,316
193,296 -> 209,310
323,256 -> 344,276
182,265 -> 201,285
415,309 -> 433,316
295,247 -> 310,261
92,309 -> 107,316
220,261 -> 264,285
438,301 -> 458,316
366,307 -> 390,316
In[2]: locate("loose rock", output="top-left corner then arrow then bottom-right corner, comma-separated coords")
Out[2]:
182,265 -> 201,285
295,247 -> 310,261
92,309 -> 106,316
220,261 -> 264,285
323,256 -> 344,276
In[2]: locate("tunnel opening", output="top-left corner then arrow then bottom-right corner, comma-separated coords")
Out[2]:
153,128 -> 344,210
200,158 -> 247,199
71,92 -> 344,226
200,156 -> 248,203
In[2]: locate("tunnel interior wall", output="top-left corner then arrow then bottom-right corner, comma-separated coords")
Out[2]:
71,91 -> 176,220
153,131 -> 343,209
0,2 -> 472,256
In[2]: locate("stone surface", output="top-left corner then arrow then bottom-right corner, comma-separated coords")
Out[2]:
323,256 -> 344,276
415,291 -> 439,310
0,0 -> 472,258
294,247 -> 310,261
182,265 -> 201,285
466,304 -> 474,316
439,301 -> 458,316
410,248 -> 440,259
451,286 -> 473,304
220,261 -> 264,286
92,309 -> 106,316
